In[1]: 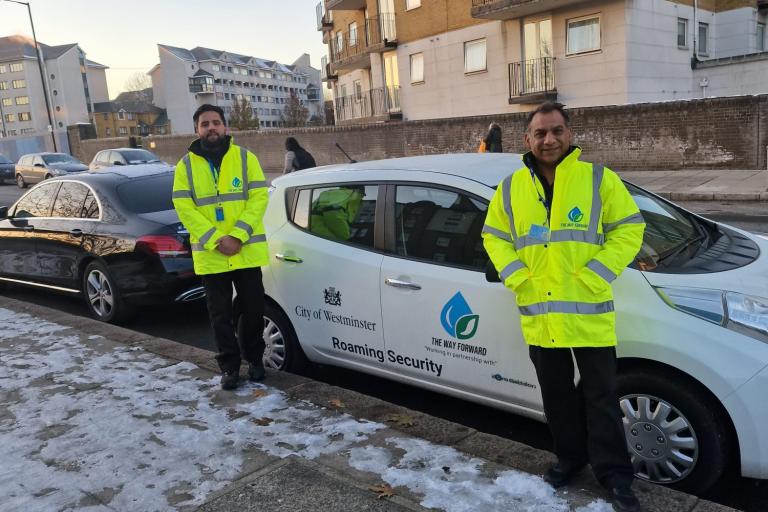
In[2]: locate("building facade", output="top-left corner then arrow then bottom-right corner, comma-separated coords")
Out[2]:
150,45 -> 323,135
0,35 -> 108,138
93,89 -> 170,139
317,0 -> 768,123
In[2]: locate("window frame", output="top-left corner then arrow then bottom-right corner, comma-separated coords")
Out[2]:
50,181 -> 94,219
11,181 -> 60,219
566,14 -> 602,56
463,38 -> 487,74
410,52 -> 424,84
677,18 -> 689,49
698,22 -> 709,56
349,22 -> 359,47
405,0 -> 421,10
758,22 -> 765,52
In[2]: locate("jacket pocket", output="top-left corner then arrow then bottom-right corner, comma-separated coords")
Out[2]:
576,267 -> 610,295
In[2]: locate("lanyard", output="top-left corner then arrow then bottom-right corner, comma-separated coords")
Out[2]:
529,167 -> 551,223
207,159 -> 221,204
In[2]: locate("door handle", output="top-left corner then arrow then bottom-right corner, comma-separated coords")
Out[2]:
23,225 -> 34,232
275,253 -> 303,263
69,229 -> 83,238
384,278 -> 421,290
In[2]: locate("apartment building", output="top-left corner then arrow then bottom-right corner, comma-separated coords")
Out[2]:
0,35 -> 108,138
93,88 -> 170,139
317,0 -> 768,123
150,45 -> 323,135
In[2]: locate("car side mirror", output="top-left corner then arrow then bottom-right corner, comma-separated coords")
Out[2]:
34,163 -> 45,168
485,259 -> 501,283
113,161 -> 124,166
0,206 -> 7,219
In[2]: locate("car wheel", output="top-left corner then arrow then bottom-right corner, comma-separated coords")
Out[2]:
44,174 -> 52,180
236,301 -> 307,372
16,174 -> 27,189
617,370 -> 731,495
82,260 -> 134,324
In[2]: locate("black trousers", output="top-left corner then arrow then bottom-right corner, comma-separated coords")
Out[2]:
529,345 -> 634,488
201,267 -> 265,374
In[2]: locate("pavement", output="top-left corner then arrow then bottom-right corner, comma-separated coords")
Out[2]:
0,296 -> 739,512
265,169 -> 768,202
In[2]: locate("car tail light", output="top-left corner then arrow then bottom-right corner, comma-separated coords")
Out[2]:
136,235 -> 190,258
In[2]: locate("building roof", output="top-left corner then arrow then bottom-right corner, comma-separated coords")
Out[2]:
158,44 -> 196,61
86,59 -> 108,69
93,91 -> 163,115
192,68 -> 213,77
0,35 -> 79,63
159,43 -> 308,75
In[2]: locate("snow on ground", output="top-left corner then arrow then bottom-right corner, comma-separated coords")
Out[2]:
0,308 -> 610,511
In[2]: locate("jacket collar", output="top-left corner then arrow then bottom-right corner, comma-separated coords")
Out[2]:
522,146 -> 581,173
188,134 -> 233,158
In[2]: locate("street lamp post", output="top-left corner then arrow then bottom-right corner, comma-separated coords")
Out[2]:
2,0 -> 58,151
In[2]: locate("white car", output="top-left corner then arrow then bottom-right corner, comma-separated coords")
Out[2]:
251,153 -> 768,495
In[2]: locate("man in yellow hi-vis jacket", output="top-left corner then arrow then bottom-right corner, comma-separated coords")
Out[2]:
172,104 -> 269,390
483,102 -> 645,512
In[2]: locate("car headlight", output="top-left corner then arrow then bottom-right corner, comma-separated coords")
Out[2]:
655,287 -> 768,343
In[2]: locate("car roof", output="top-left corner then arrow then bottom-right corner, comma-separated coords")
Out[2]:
288,153 -> 526,188
52,163 -> 173,184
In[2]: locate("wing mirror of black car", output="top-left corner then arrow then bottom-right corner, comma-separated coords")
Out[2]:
485,259 -> 501,283
0,206 -> 8,220
113,161 -> 124,166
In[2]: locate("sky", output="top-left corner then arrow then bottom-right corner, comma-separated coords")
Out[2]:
0,0 -> 329,100
0,306 -> 614,511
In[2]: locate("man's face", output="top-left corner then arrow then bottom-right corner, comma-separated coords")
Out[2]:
196,111 -> 227,145
524,110 -> 572,166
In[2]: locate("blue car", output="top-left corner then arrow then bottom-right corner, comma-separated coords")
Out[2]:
0,153 -> 14,184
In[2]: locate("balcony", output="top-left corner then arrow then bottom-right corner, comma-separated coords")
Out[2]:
326,0 -> 366,11
329,31 -> 370,73
316,2 -> 333,31
321,56 -> 337,82
471,0 -> 584,20
188,76 -> 214,95
508,57 -> 557,104
334,86 -> 401,124
365,14 -> 397,51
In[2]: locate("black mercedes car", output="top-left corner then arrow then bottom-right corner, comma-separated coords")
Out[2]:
0,153 -> 14,184
0,164 -> 203,323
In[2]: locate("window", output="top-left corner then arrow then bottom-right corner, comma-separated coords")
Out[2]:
394,185 -> 489,271
335,32 -> 344,55
758,23 -> 765,52
116,174 -> 174,214
119,127 -> 128,135
677,18 -> 688,48
698,22 -> 709,56
353,79 -> 362,101
464,39 -> 487,73
1,98 -> 10,107
18,112 -> 31,121
106,128 -> 111,136
7,129 -> 16,136
12,79 -> 26,89
13,183 -> 57,218
0,81 -> 6,90
349,22 -> 359,46
0,65 -> 5,73
20,128 -> 33,134
406,0 -> 421,9
52,182 -> 91,218
299,184 -> 379,249
567,15 -> 601,54
410,52 -> 424,83
82,192 -> 100,219
117,110 -> 125,120
10,63 -> 23,72
4,113 -> 15,123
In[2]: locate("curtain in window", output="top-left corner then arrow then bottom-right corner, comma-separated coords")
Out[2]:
410,53 -> 424,83
567,18 -> 600,54
464,40 -> 486,73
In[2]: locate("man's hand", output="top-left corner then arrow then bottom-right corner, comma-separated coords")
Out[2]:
216,235 -> 242,256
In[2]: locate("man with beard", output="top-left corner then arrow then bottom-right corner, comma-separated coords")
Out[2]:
172,104 -> 270,390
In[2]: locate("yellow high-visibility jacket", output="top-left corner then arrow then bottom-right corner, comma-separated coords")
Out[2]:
482,148 -> 645,347
172,139 -> 269,275
310,188 -> 363,241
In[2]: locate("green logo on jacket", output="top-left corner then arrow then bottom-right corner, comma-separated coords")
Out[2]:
232,177 -> 242,189
568,207 -> 584,223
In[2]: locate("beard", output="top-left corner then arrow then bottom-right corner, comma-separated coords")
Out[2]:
201,131 -> 225,150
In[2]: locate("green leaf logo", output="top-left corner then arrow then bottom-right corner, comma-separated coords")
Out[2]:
456,314 -> 479,340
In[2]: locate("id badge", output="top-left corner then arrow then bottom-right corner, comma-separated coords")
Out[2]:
215,207 -> 225,222
529,224 -> 550,242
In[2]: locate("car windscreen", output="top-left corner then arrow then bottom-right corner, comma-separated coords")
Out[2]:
0,155 -> 11,164
115,174 -> 174,214
120,149 -> 161,164
43,154 -> 78,164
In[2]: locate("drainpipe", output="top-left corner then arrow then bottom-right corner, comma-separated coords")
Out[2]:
691,0 -> 699,69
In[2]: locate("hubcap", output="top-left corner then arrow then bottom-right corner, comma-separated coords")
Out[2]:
620,394 -> 698,484
262,316 -> 287,370
86,269 -> 114,318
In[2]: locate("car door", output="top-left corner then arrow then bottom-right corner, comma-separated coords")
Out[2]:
35,181 -> 100,289
16,155 -> 31,181
0,181 -> 59,281
267,183 -> 387,371
379,181 -> 542,411
31,155 -> 47,183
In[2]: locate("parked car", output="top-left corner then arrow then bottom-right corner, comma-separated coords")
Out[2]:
89,148 -> 163,170
252,153 -> 768,495
0,164 -> 203,323
0,153 -> 14,184
15,152 -> 88,188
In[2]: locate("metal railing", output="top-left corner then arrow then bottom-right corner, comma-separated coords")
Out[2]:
188,82 -> 214,94
320,56 -> 329,80
509,56 -> 555,97
471,0 -> 497,5
365,14 -> 397,46
334,86 -> 400,122
329,31 -> 366,65
316,1 -> 332,30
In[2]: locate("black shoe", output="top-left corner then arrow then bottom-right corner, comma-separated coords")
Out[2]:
609,485 -> 641,512
248,360 -> 265,382
543,460 -> 586,488
220,371 -> 239,390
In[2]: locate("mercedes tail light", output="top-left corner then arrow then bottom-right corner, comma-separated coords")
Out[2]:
136,235 -> 190,258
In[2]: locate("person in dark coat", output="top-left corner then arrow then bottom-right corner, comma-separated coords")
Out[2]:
483,123 -> 503,153
284,137 -> 317,173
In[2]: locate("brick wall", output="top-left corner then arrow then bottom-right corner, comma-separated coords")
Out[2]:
71,94 -> 768,172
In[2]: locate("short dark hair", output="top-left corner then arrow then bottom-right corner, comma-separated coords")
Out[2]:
193,104 -> 226,126
526,102 -> 569,128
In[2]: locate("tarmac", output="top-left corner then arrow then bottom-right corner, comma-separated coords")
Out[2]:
0,296 -> 740,512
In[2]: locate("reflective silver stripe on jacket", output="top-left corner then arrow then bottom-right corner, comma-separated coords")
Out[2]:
192,233 -> 266,252
515,235 -> 548,250
499,260 -> 525,282
184,150 -> 251,206
172,190 -> 193,199
514,231 -> 604,250
586,259 -> 617,283
248,180 -> 267,190
482,225 -> 513,243
518,300 -> 615,316
198,227 -> 216,247
235,220 -> 253,237
501,174 -> 517,241
604,212 -> 644,233
240,147 -> 249,200
182,154 -> 197,204
588,164 -> 604,234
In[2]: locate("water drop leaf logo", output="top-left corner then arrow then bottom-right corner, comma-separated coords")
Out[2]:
440,292 -> 479,340
232,177 -> 242,188
568,206 -> 584,223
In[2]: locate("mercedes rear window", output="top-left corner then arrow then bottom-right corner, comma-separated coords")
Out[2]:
116,174 -> 174,213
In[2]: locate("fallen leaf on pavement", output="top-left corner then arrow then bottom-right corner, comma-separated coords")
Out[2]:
329,399 -> 345,408
252,389 -> 268,398
369,483 -> 395,499
385,413 -> 414,427
250,417 -> 274,426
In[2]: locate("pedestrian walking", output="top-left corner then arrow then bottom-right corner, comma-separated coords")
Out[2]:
172,104 -> 270,390
482,102 -> 645,512
284,137 -> 316,173
479,122 -> 503,153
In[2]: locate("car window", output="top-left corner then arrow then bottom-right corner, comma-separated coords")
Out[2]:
394,185 -> 489,271
0,155 -> 11,164
95,151 -> 109,164
43,154 -> 76,164
13,182 -> 58,218
116,174 -> 174,213
109,151 -> 124,164
18,156 -> 28,165
292,189 -> 311,228
51,182 -> 91,218
82,191 -> 100,219
33,155 -> 45,166
119,149 -> 160,164
307,184 -> 377,248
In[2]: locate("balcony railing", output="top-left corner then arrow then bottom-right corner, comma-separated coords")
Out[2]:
365,14 -> 397,47
329,31 -> 367,67
334,86 -> 400,122
188,77 -> 214,94
326,0 -> 366,10
508,57 -> 556,103
316,1 -> 333,31
472,0 -> 583,20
